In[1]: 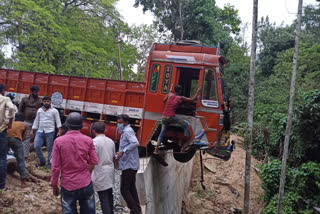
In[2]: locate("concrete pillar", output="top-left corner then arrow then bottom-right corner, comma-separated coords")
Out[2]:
136,153 -> 194,214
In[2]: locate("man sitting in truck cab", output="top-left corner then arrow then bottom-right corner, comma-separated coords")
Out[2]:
154,85 -> 201,154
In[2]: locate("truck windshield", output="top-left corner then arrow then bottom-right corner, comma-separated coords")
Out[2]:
201,68 -> 218,108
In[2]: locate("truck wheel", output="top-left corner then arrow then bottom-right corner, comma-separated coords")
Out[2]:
173,146 -> 196,163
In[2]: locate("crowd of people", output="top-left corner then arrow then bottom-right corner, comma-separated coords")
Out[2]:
0,84 -> 142,214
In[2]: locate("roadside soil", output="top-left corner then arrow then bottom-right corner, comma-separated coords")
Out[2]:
0,150 -> 126,214
0,135 -> 265,214
182,135 -> 265,214
0,151 -> 61,214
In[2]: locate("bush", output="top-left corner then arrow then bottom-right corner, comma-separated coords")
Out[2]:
260,160 -> 282,201
260,161 -> 320,213
292,162 -> 320,208
262,192 -> 301,214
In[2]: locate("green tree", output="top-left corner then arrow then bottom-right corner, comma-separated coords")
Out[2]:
0,0 -> 139,80
224,40 -> 250,124
257,16 -> 295,77
301,4 -> 320,44
128,23 -> 172,81
134,0 -> 241,53
0,51 -> 4,68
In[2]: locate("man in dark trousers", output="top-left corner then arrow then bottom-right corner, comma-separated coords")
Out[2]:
7,113 -> 31,188
51,112 -> 98,214
116,114 -> 141,214
154,84 -> 201,154
91,122 -> 115,214
19,85 -> 42,158
0,84 -> 15,191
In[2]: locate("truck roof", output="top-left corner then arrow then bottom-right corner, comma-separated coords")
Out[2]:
151,42 -> 226,66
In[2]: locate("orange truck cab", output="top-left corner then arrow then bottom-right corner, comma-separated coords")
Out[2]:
140,41 -> 233,162
0,41 -> 233,163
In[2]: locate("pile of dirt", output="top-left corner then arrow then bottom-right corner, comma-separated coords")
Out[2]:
0,152 -> 61,214
182,135 -> 265,214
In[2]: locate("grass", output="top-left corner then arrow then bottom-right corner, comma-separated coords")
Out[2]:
3,207 -> 16,213
195,185 -> 217,199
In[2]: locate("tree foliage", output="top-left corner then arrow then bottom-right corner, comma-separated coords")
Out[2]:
128,23 -> 172,81
257,16 -> 295,77
224,40 -> 250,124
134,0 -> 241,53
237,4 -> 320,213
260,160 -> 320,213
0,0 -> 139,80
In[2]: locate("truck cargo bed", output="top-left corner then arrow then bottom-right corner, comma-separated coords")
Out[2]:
0,69 -> 146,119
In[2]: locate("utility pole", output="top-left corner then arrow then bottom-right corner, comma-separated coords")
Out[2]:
243,0 -> 258,213
277,0 -> 303,213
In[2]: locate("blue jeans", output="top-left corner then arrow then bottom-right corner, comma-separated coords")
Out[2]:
98,188 -> 113,214
34,131 -> 55,165
8,137 -> 26,179
0,130 -> 8,189
157,116 -> 191,145
61,182 -> 96,214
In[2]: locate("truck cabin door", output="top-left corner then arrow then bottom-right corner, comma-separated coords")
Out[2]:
202,68 -> 219,108
175,67 -> 202,116
197,67 -> 222,135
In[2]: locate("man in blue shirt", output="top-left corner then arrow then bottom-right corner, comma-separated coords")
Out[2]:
116,114 -> 141,214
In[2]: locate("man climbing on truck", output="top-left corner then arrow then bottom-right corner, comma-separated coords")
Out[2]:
154,85 -> 201,154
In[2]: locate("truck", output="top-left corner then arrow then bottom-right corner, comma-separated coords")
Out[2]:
0,40 -> 233,164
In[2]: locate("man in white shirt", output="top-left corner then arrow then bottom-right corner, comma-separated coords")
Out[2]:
30,96 -> 61,167
91,122 -> 115,214
0,84 -> 15,191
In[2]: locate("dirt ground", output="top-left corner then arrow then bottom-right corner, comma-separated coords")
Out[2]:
0,152 -> 61,214
0,135 -> 265,214
182,135 -> 265,214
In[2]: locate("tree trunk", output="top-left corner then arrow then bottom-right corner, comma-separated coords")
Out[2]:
179,0 -> 184,40
117,34 -> 123,80
243,0 -> 258,213
277,0 -> 303,213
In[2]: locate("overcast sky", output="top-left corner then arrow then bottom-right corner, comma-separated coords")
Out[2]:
116,0 -> 318,33
3,0 -> 318,57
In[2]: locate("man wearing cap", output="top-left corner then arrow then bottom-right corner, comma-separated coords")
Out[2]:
51,112 -> 98,213
31,96 -> 61,167
19,85 -> 42,158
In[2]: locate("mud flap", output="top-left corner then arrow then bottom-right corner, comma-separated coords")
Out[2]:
206,140 -> 235,161
153,153 -> 169,167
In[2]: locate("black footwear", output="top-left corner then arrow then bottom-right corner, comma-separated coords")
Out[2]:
36,162 -> 45,167
0,187 -> 8,193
